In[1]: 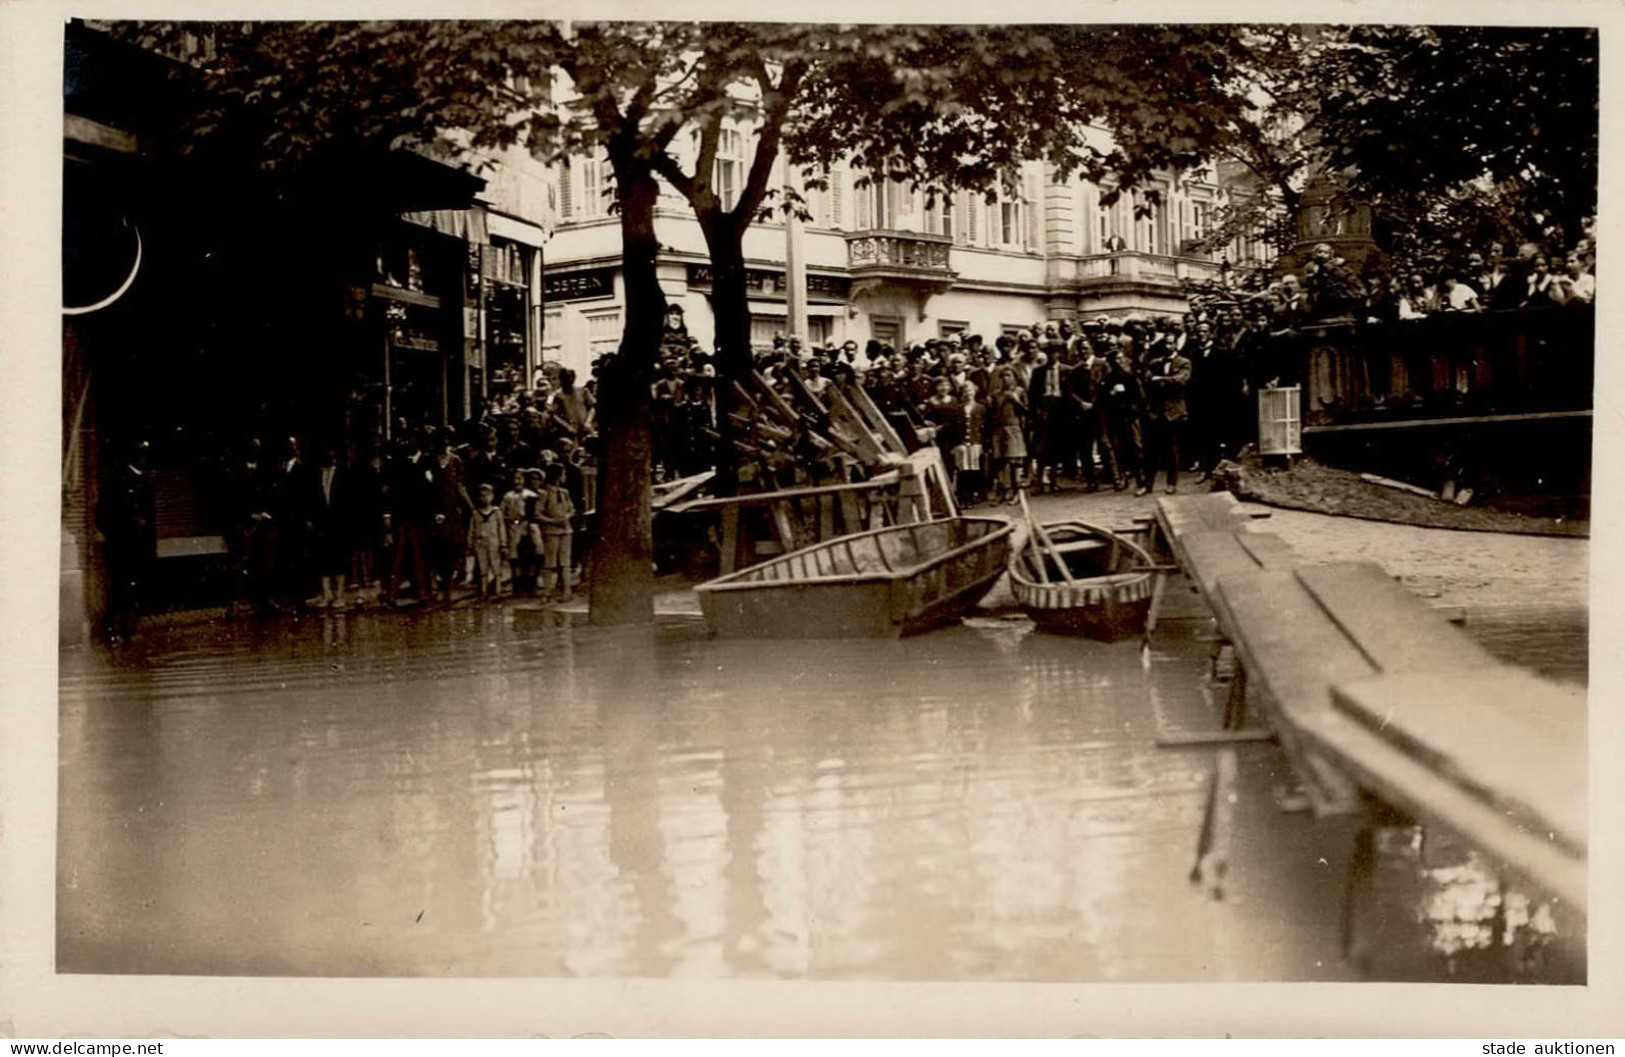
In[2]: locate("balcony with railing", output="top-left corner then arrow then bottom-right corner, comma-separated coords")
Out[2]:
844,230 -> 957,314
845,230 -> 955,279
1076,251 -> 1223,287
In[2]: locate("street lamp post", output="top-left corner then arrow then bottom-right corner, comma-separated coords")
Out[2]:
784,161 -> 808,345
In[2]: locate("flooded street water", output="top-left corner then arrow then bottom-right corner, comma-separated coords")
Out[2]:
57,586 -> 1586,982
59,604 -> 1362,981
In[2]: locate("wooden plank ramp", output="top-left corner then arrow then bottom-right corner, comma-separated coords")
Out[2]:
1213,569 -> 1366,816
1155,494 -> 1586,913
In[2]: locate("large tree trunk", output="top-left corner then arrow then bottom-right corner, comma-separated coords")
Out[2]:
703,217 -> 753,496
588,169 -> 664,626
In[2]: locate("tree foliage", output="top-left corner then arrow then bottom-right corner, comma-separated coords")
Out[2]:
108,19 -> 1599,618
1189,23 -> 1597,263
1318,25 -> 1597,241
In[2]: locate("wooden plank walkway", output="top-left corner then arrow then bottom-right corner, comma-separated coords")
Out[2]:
1154,495 -> 1586,912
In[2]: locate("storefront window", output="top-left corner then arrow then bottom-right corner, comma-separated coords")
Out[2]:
749,315 -> 832,352
585,308 -> 623,361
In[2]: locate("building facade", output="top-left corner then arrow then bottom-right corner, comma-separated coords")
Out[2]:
541,141 -> 1273,375
61,22 -> 558,639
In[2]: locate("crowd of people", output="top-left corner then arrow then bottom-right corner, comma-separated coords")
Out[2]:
647,307 -> 1280,508
95,237 -> 1594,640
638,238 -> 1597,511
198,366 -> 597,623
1233,236 -> 1599,326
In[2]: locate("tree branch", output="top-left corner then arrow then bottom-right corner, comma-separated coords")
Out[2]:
652,149 -> 697,201
730,59 -> 808,227
693,104 -> 724,206
649,53 -> 704,107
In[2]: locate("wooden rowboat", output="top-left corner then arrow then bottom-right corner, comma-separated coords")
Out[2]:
1008,519 -> 1158,640
695,516 -> 1014,638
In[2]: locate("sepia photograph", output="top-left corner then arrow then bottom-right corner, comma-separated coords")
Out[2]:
23,4 -> 1611,1032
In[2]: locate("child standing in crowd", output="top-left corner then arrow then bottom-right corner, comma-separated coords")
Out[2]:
500,468 -> 534,593
958,383 -> 987,507
467,482 -> 508,599
535,462 -> 576,603
520,468 -> 548,592
989,366 -> 1028,504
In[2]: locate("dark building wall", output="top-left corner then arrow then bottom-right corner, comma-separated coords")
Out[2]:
63,21 -> 483,630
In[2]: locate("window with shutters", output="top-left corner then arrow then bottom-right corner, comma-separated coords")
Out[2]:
961,193 -> 978,247
830,167 -> 845,229
690,127 -> 747,212
1000,199 -> 1020,247
809,168 -> 830,227
559,158 -> 573,220
715,128 -> 745,211
1192,201 -> 1208,245
570,149 -> 612,219
994,176 -> 1030,250
1024,169 -> 1042,251
858,178 -> 895,230
1097,197 -> 1111,249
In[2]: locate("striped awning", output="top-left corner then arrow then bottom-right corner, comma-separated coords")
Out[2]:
400,205 -> 489,243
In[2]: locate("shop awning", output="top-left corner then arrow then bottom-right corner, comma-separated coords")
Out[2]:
487,210 -> 548,247
401,204 -> 489,243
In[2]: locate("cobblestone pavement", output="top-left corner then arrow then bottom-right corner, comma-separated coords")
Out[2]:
974,483 -> 1589,612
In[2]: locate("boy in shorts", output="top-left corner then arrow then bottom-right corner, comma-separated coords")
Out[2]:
466,481 -> 508,598
534,462 -> 576,603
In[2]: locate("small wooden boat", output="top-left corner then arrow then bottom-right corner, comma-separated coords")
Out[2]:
1008,518 -> 1159,640
695,516 -> 1014,638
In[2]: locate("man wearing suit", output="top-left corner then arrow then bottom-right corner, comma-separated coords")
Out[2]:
1103,343 -> 1146,493
310,448 -> 351,610
1026,350 -> 1064,492
1489,243 -> 1541,311
1065,339 -> 1114,491
272,436 -> 315,612
425,427 -> 472,603
1141,343 -> 1192,496
385,431 -> 433,605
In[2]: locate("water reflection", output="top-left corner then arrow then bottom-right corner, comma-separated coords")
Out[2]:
1355,827 -> 1582,983
57,602 -> 1585,980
